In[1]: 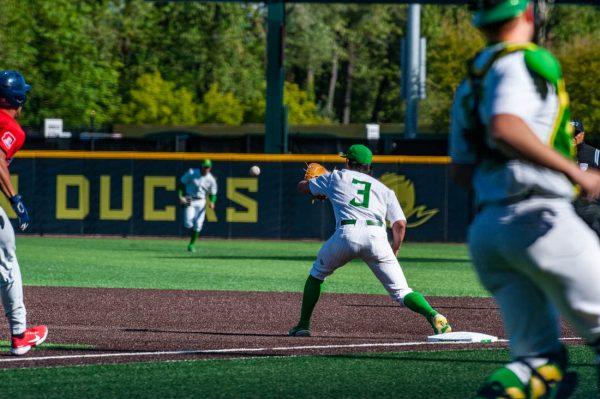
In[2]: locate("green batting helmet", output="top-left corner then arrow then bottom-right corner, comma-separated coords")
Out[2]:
471,0 -> 530,28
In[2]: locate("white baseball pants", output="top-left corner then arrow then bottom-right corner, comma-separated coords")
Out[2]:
183,199 -> 206,232
310,222 -> 413,304
469,197 -> 600,358
0,206 -> 26,335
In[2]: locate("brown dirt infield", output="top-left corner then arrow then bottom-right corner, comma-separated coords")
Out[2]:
0,286 -> 578,368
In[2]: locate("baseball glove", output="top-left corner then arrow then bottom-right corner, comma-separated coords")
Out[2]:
304,162 -> 328,180
304,163 -> 328,203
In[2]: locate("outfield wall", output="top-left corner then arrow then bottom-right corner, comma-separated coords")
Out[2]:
7,151 -> 472,242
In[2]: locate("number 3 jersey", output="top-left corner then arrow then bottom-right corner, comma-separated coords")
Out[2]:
309,169 -> 406,227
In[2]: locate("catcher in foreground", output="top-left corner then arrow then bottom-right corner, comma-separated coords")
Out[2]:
288,144 -> 451,337
451,1 -> 600,397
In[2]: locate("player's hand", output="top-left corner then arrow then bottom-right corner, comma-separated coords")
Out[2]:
575,169 -> 600,200
310,195 -> 327,204
209,202 -> 215,210
179,196 -> 191,206
392,242 -> 401,257
10,194 -> 30,231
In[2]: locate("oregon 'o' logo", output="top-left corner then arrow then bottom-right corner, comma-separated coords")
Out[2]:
379,173 -> 439,228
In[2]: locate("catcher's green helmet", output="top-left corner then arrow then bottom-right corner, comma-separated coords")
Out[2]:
472,0 -> 530,28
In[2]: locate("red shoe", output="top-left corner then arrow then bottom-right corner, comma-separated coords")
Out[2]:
11,325 -> 48,356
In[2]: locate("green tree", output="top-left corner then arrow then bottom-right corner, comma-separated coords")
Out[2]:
352,5 -> 406,124
0,0 -> 122,128
115,1 -> 266,124
244,82 -> 330,125
144,3 -> 265,108
284,4 -> 404,124
285,82 -> 330,125
420,7 -> 485,132
286,5 -> 336,101
26,0 -> 121,127
199,84 -> 244,125
310,5 -> 407,125
558,36 -> 600,135
119,72 -> 198,125
0,2 -> 598,134
548,6 -> 600,46
112,0 -> 162,103
0,0 -> 39,126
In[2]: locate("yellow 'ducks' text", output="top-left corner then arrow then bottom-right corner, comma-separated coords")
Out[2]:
0,175 -> 259,223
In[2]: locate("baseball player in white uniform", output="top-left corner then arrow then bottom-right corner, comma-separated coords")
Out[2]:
178,159 -> 218,253
288,144 -> 451,337
450,1 -> 600,397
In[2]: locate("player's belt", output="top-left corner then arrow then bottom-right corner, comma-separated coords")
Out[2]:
477,191 -> 565,212
340,219 -> 383,227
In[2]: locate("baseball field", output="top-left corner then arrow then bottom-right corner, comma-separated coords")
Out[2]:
0,236 -> 596,398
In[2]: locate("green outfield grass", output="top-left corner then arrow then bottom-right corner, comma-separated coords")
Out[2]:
7,236 -> 598,399
0,346 -> 596,399
17,236 -> 486,297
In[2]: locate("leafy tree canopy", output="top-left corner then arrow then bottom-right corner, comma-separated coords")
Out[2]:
0,1 -> 596,133
120,72 -> 197,125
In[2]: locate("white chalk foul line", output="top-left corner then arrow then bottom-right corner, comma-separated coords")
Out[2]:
0,337 -> 583,364
0,339 -> 509,363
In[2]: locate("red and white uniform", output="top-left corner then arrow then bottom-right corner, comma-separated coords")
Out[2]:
0,110 -> 25,163
0,109 -> 26,335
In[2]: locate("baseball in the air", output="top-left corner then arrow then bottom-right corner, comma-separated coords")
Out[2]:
249,165 -> 261,176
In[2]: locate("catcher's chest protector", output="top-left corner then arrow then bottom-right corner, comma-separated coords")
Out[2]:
464,42 -> 574,165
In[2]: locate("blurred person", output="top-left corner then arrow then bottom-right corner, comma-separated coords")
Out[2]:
450,1 -> 600,397
0,71 -> 47,355
571,119 -> 600,171
178,159 -> 217,253
572,119 -> 600,238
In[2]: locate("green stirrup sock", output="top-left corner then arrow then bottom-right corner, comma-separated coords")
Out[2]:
403,291 -> 438,319
298,275 -> 324,328
480,367 -> 526,393
189,230 -> 200,246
